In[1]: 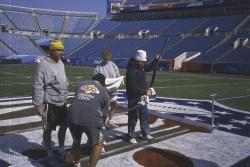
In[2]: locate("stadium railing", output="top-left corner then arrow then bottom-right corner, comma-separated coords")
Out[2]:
210,94 -> 250,131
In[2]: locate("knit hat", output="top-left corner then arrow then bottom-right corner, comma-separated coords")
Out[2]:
92,73 -> 106,86
49,39 -> 64,50
36,39 -> 64,50
134,50 -> 147,62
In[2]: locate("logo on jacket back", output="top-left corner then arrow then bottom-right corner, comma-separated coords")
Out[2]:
81,85 -> 99,94
77,85 -> 100,101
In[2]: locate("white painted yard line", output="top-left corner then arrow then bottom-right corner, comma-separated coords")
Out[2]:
0,81 -> 87,85
0,71 -> 12,75
160,72 -> 250,80
0,83 -> 32,86
1,76 -> 32,78
155,82 -> 243,88
148,77 -> 250,82
148,102 -> 211,115
0,115 -> 41,127
217,94 -> 250,101
0,100 -> 32,106
0,106 -> 33,115
1,77 -> 249,86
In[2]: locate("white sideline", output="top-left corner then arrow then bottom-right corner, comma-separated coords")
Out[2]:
0,115 -> 41,127
0,100 -> 32,106
0,106 -> 33,115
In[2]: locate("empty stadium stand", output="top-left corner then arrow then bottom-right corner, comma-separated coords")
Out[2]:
0,1 -> 249,75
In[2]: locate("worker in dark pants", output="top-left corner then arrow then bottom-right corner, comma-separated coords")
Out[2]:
126,50 -> 160,144
66,73 -> 110,167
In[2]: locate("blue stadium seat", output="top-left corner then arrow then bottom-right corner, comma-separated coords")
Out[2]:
195,15 -> 246,32
107,20 -> 145,35
0,12 -> 16,30
37,14 -> 64,33
161,17 -> 205,36
92,19 -> 120,34
4,11 -> 37,31
0,40 -> 16,58
0,32 -> 43,55
64,17 -> 95,34
163,35 -> 224,59
62,37 -> 89,55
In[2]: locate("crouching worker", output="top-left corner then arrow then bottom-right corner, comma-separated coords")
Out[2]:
66,73 -> 110,167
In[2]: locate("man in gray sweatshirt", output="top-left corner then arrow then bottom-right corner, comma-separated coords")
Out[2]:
32,39 -> 68,164
94,50 -> 120,129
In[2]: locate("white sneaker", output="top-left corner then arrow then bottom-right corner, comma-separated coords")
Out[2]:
102,147 -> 106,153
74,162 -> 81,167
129,138 -> 137,144
143,135 -> 154,141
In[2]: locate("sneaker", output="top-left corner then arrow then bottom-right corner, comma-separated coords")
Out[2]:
102,147 -> 106,153
143,135 -> 154,141
129,138 -> 137,144
73,162 -> 81,167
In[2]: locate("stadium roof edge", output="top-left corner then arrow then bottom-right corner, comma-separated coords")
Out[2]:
0,3 -> 99,17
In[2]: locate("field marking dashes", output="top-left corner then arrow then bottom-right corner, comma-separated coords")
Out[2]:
0,106 -> 33,115
0,115 -> 41,127
155,82 -> 247,88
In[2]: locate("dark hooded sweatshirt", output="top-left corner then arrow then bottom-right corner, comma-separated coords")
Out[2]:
125,57 -> 158,105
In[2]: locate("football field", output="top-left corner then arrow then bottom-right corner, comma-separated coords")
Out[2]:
0,64 -> 250,167
0,64 -> 249,111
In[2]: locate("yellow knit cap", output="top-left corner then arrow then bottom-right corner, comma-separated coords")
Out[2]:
49,39 -> 64,50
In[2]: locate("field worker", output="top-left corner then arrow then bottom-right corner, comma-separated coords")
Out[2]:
126,50 -> 160,144
93,50 -> 121,129
66,73 -> 110,167
32,39 -> 68,164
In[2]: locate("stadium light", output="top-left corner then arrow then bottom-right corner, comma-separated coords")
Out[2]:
90,30 -> 101,38
0,24 -> 9,33
41,28 -> 49,36
205,27 -> 218,36
116,33 -> 125,40
138,29 -> 150,38
242,38 -> 249,48
234,38 -> 249,49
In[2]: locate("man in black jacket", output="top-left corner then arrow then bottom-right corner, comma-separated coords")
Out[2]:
126,50 -> 160,144
66,73 -> 110,167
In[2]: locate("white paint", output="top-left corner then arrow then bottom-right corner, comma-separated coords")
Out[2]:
0,115 -> 41,127
0,106 -> 33,115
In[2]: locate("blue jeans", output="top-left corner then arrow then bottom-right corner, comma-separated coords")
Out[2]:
127,103 -> 150,139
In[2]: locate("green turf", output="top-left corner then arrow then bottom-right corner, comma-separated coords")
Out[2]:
0,64 -> 249,111
0,107 -> 35,120
0,122 -> 42,134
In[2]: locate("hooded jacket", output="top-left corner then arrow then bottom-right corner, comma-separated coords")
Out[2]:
125,57 -> 158,104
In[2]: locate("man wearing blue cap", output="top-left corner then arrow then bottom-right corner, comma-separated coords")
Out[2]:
32,39 -> 68,164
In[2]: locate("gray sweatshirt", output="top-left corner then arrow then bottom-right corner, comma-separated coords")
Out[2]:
32,57 -> 68,107
94,61 -> 120,79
